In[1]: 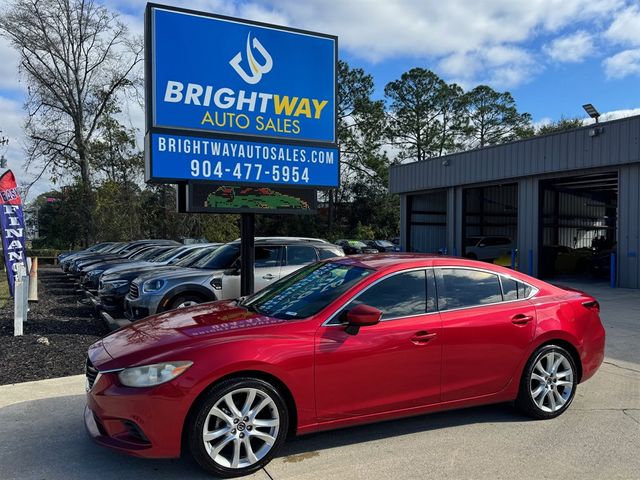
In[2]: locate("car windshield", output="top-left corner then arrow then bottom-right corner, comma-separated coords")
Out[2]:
174,247 -> 215,266
193,244 -> 239,269
376,240 -> 394,247
105,243 -> 126,253
129,247 -> 155,259
137,247 -> 167,260
242,262 -> 372,320
349,241 -> 367,248
151,246 -> 184,263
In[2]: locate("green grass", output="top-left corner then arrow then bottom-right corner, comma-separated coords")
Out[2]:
0,272 -> 9,309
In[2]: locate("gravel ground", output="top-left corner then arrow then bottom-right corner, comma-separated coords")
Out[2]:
0,266 -> 109,385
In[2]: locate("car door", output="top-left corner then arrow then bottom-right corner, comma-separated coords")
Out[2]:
253,246 -> 284,293
220,246 -> 283,298
279,245 -> 319,278
435,267 -> 537,402
315,269 -> 442,421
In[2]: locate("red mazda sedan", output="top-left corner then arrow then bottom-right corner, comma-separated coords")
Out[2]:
85,254 -> 605,477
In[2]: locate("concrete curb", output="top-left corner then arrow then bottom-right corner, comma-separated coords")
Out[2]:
0,375 -> 85,409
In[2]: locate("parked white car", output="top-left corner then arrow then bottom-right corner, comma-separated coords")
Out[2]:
216,239 -> 344,300
464,236 -> 514,261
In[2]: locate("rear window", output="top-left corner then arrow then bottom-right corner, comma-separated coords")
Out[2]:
318,247 -> 342,260
287,245 -> 317,265
502,277 -> 533,300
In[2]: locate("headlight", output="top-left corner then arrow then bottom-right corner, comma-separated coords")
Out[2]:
118,361 -> 192,387
142,278 -> 166,293
103,280 -> 129,291
87,269 -> 104,278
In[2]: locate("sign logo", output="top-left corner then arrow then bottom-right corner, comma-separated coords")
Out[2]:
229,32 -> 273,84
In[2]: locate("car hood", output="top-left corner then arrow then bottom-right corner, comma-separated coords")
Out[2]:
103,261 -> 156,275
132,267 -> 218,284
102,264 -> 177,282
96,300 -> 285,369
85,259 -> 135,272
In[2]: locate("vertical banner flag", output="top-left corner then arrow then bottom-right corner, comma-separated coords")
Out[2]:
0,170 -> 27,296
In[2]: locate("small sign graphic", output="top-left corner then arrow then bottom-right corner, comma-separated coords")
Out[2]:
229,32 -> 273,84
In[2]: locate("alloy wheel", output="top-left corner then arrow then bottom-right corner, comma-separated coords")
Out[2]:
177,300 -> 198,308
529,351 -> 574,413
202,387 -> 280,469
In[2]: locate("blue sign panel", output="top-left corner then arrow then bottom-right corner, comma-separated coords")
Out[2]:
150,7 -> 336,144
149,132 -> 339,188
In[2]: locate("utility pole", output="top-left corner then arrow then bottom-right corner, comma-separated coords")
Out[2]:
0,129 -> 8,168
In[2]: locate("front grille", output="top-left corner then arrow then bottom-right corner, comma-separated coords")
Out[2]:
129,282 -> 140,299
85,358 -> 98,390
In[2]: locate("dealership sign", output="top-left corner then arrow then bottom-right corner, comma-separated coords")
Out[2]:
145,4 -> 339,187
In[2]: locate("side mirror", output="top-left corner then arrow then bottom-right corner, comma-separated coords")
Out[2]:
230,258 -> 241,274
344,304 -> 382,335
478,243 -> 486,248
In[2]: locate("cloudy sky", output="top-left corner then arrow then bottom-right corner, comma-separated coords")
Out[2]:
2,0 -> 640,198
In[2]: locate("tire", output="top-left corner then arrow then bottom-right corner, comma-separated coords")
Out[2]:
516,344 -> 578,419
168,294 -> 204,310
465,252 -> 478,260
188,377 -> 289,478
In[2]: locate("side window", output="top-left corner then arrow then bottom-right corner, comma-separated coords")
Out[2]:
287,245 -> 318,265
345,270 -> 426,320
501,276 -> 534,301
318,247 -> 341,260
436,268 -> 503,310
255,246 -> 283,268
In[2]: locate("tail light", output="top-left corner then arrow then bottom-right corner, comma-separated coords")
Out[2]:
582,300 -> 600,313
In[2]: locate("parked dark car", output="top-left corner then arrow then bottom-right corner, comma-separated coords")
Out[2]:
58,242 -> 115,263
80,246 -> 176,291
61,242 -> 127,272
365,240 -> 400,252
335,239 -> 378,255
70,240 -> 179,275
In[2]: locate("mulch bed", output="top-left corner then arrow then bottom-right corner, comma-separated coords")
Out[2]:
0,266 -> 109,385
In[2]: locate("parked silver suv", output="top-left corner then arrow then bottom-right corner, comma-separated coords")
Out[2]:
217,241 -> 344,300
124,237 -> 339,320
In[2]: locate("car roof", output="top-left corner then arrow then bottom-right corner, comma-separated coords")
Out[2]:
227,237 -> 330,246
328,253 -> 516,274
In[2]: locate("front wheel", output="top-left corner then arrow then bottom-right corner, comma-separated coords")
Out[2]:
188,378 -> 289,478
169,294 -> 203,310
516,344 -> 578,419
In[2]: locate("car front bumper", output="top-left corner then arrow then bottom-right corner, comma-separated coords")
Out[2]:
84,373 -> 188,459
124,293 -> 164,320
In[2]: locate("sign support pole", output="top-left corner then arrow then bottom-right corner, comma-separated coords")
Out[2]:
240,213 -> 255,296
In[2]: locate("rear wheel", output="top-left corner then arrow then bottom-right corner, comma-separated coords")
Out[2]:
188,378 -> 289,478
516,344 -> 577,419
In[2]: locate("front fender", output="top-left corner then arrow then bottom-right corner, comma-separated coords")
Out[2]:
158,284 -> 217,312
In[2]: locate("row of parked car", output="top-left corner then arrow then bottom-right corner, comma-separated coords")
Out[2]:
59,237 -> 356,326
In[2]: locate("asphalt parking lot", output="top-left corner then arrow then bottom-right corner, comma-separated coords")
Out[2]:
0,281 -> 638,480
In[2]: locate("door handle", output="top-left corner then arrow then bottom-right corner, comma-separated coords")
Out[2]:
262,274 -> 276,280
411,330 -> 437,344
511,314 -> 534,325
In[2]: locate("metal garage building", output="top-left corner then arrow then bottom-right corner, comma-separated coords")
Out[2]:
389,114 -> 640,288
